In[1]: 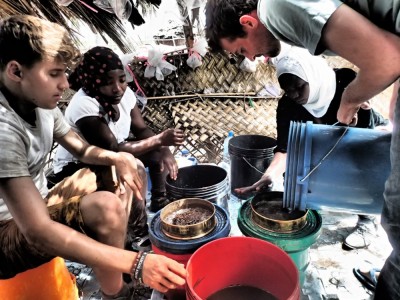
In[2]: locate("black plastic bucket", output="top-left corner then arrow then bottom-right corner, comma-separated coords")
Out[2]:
229,135 -> 276,198
165,165 -> 230,210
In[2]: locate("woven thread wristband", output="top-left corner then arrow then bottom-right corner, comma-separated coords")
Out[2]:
130,251 -> 143,280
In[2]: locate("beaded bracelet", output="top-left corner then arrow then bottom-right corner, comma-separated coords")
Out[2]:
134,251 -> 149,285
130,251 -> 143,281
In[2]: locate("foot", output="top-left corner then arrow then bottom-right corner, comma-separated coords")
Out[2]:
101,282 -> 133,300
353,267 -> 381,291
343,219 -> 377,250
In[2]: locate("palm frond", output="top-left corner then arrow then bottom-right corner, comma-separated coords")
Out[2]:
0,0 -> 161,53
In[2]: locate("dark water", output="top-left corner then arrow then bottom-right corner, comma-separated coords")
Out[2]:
254,199 -> 305,220
206,285 -> 278,300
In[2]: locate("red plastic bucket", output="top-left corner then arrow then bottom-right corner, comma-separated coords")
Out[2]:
152,245 -> 191,300
152,244 -> 193,266
186,236 -> 300,300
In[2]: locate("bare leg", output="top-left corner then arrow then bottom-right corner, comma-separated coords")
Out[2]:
126,162 -> 148,247
80,189 -> 132,295
46,164 -> 147,295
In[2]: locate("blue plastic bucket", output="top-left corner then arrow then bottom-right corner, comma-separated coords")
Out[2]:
283,121 -> 391,214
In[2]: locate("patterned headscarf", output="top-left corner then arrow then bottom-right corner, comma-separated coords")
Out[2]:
69,46 -> 123,121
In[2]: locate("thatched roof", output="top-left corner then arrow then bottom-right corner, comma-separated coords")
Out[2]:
0,0 -> 162,53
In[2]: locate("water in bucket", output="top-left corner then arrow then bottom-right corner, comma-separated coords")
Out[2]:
207,285 -> 278,300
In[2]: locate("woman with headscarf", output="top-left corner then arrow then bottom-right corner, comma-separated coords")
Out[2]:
52,46 -> 185,251
235,47 -> 388,250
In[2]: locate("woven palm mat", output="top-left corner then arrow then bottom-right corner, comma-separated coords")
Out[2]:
142,97 -> 278,164
132,51 -> 279,163
129,51 -> 278,96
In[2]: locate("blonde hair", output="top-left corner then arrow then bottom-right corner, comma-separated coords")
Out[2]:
0,15 -> 80,69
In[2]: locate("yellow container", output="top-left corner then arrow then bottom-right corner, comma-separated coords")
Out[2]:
0,257 -> 79,300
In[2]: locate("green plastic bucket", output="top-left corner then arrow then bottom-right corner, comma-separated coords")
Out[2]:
238,198 -> 322,286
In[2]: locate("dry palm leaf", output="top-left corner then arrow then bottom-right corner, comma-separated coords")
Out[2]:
0,0 -> 160,53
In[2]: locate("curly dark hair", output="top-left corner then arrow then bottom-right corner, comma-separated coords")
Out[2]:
205,0 -> 259,53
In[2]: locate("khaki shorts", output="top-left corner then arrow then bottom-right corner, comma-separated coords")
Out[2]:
0,167 -> 116,279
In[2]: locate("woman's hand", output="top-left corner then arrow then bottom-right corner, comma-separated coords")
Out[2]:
234,173 -> 273,195
160,148 -> 179,180
142,254 -> 187,293
159,129 -> 185,146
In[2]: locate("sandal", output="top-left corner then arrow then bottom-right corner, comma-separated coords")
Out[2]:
130,235 -> 152,252
353,267 -> 381,291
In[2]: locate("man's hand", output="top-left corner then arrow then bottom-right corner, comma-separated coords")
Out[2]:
113,152 -> 143,200
142,254 -> 187,293
337,97 -> 360,126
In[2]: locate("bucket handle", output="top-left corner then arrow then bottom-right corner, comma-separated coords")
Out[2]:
300,125 -> 348,182
242,157 -> 265,175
